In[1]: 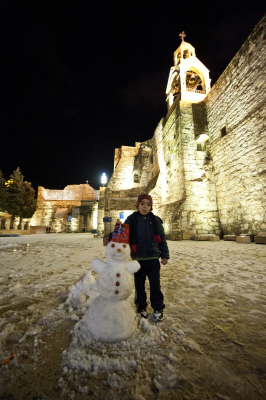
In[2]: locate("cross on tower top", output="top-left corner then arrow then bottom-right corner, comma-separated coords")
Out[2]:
179,31 -> 186,42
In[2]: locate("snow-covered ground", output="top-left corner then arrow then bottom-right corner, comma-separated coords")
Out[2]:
0,233 -> 266,400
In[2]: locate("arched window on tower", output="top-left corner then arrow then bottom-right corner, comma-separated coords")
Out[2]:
176,52 -> 182,64
183,49 -> 190,59
185,70 -> 205,93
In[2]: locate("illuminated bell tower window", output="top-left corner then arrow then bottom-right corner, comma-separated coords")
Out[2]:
183,49 -> 189,59
166,32 -> 211,111
185,70 -> 205,93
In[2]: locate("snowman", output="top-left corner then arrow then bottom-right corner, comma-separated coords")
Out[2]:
86,224 -> 140,343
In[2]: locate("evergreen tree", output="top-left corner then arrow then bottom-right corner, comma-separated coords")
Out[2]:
0,170 -> 7,211
5,168 -> 36,219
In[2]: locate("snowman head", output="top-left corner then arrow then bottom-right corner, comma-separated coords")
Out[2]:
106,241 -> 130,262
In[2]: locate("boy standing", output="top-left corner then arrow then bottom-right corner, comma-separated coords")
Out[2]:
104,194 -> 169,322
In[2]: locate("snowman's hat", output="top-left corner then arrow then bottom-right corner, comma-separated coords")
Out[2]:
111,223 -> 130,244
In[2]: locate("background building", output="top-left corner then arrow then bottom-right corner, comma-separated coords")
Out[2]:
30,184 -> 99,233
99,15 -> 266,239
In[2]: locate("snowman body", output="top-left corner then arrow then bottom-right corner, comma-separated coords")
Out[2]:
86,241 -> 140,342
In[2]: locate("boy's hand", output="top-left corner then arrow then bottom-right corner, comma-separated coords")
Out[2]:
103,236 -> 110,246
161,258 -> 168,265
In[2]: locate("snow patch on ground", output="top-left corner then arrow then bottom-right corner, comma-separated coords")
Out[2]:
0,234 -> 266,398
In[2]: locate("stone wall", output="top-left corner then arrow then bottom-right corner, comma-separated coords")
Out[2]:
98,142 -> 155,231
98,187 -> 145,234
107,146 -> 139,191
205,14 -> 266,235
31,184 -> 99,233
149,100 -> 219,239
99,98 -> 219,240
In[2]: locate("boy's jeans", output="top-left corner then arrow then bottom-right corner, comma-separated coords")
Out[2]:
134,258 -> 165,312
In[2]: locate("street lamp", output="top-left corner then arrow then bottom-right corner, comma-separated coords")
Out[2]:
101,173 -> 107,187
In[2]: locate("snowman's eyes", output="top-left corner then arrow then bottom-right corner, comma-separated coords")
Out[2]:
123,244 -> 126,248
111,244 -> 115,248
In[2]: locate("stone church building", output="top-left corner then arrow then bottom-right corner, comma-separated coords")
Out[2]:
31,15 -> 266,238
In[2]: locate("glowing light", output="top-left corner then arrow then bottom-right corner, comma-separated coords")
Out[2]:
5,179 -> 13,187
101,173 -> 107,186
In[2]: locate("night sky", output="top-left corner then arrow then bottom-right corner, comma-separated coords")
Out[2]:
2,0 -> 265,192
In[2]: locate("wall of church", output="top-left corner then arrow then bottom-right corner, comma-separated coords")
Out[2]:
98,97 -> 220,239
107,146 -> 139,191
97,142 -> 155,232
205,15 -> 266,235
150,100 -> 219,239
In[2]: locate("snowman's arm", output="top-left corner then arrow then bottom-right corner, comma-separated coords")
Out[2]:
127,260 -> 140,273
91,258 -> 106,273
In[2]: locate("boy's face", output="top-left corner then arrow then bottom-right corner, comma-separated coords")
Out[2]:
138,199 -> 151,215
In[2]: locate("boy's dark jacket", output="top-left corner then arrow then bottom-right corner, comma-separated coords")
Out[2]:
124,211 -> 169,259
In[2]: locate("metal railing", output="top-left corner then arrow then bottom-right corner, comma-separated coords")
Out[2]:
186,87 -> 206,94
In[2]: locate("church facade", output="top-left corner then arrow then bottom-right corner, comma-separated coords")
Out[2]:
29,15 -> 266,238
98,15 -> 266,239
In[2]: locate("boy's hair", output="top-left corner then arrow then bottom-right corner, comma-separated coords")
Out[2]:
136,194 -> 153,210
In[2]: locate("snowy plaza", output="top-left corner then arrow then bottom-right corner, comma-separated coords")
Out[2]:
0,233 -> 266,399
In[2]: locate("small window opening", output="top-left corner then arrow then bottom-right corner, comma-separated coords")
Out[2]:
134,173 -> 141,183
221,126 -> 227,137
197,143 -> 203,151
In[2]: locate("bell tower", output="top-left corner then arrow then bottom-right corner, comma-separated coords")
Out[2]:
166,32 -> 211,110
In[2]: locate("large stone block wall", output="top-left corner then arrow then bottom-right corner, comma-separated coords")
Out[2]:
107,146 -> 139,191
179,102 -> 219,236
205,14 -> 266,235
147,100 -> 219,239
133,140 -> 153,187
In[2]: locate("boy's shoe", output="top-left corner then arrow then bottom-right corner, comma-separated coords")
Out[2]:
152,310 -> 164,322
138,309 -> 148,319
